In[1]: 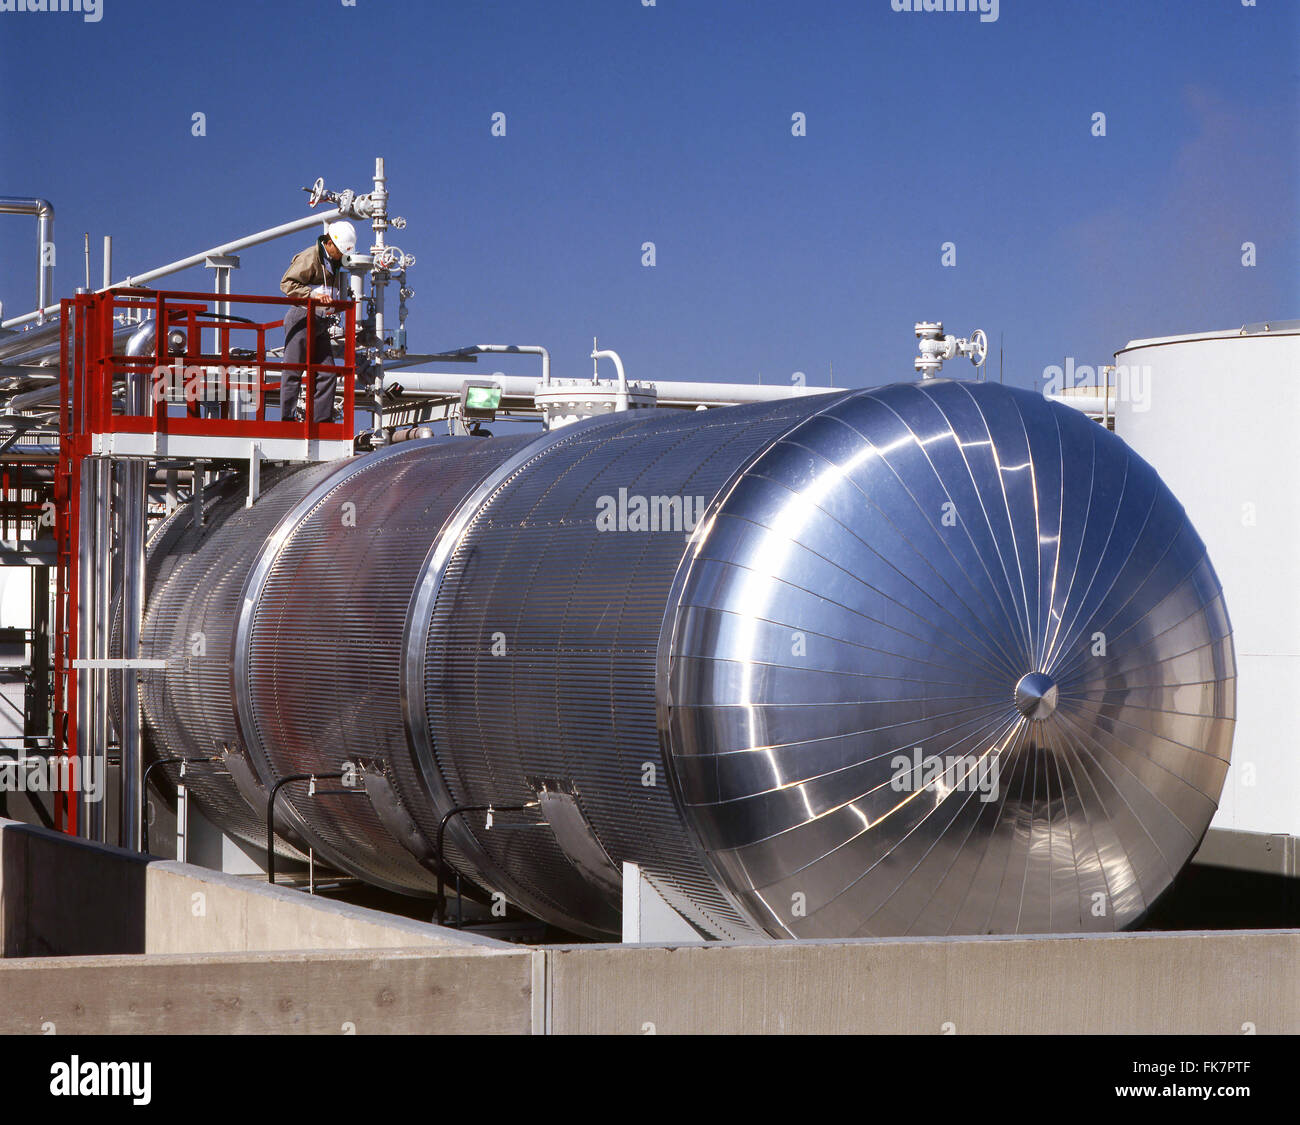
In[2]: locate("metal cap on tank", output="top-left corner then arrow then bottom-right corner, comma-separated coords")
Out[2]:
663,380 -> 1235,939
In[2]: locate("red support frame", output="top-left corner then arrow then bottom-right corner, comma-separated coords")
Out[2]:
51,287 -> 356,833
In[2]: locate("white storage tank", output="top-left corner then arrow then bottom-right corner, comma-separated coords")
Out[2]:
1112,323 -> 1300,842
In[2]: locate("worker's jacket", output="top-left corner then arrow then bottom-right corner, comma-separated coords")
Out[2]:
280,238 -> 342,301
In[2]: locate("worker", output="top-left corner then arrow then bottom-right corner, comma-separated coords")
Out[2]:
279,220 -> 357,422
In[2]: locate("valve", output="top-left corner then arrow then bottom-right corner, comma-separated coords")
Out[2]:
301,179 -> 366,221
914,321 -> 988,379
372,246 -> 415,272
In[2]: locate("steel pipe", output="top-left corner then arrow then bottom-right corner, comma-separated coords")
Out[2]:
384,370 -> 832,407
449,344 -> 550,387
2,208 -> 345,329
117,342 -> 149,848
0,320 -> 147,372
0,197 -> 54,326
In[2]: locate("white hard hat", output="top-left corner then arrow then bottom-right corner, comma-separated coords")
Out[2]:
326,221 -> 357,254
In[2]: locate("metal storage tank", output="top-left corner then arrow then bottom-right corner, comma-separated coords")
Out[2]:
1112,324 -> 1300,844
130,380 -> 1236,939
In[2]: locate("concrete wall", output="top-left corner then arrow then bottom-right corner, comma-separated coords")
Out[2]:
0,817 -> 497,957
1,819 -> 147,956
4,929 -> 1295,1034
542,931 -> 1300,1034
0,948 -> 534,1035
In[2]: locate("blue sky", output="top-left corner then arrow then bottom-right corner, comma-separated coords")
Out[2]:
0,0 -> 1296,393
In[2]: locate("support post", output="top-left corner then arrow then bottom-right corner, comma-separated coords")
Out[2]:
118,457 -> 145,852
205,254 -> 239,416
26,564 -> 50,747
74,458 -> 96,840
246,441 -> 261,508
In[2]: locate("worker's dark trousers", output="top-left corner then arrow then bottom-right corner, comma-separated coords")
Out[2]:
280,306 -> 339,422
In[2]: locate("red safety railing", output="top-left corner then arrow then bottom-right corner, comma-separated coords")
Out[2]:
63,287 -> 355,442
51,287 -> 356,833
0,464 -> 47,540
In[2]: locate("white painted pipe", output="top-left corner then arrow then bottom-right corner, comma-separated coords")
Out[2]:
591,346 -> 628,393
0,197 -> 54,326
385,371 -> 836,407
1046,392 -> 1112,416
457,345 -> 551,386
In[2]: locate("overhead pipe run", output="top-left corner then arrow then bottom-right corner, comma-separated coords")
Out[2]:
383,370 -> 833,408
1,207 -> 347,330
447,344 -> 551,387
1,322 -> 158,413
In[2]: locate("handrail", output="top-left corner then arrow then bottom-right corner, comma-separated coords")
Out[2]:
265,772 -> 353,886
433,802 -> 538,926
63,288 -> 356,443
139,755 -> 222,853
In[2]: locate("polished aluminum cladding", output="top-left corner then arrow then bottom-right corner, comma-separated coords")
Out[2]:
133,461 -> 346,859
663,380 -> 1235,938
415,396 -> 854,939
236,435 -> 534,895
132,379 -> 1233,941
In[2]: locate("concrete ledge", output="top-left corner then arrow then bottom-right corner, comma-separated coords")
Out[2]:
1193,827 -> 1297,877
4,929 -> 1294,1034
544,930 -> 1300,1034
1,817 -> 500,956
0,948 -> 533,1034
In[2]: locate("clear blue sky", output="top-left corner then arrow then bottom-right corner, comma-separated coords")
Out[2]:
1,0 -> 1296,392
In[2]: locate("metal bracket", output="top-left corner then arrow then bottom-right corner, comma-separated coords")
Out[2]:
190,459 -> 206,528
220,743 -> 270,818
357,759 -> 438,863
529,778 -> 623,898
246,441 -> 261,508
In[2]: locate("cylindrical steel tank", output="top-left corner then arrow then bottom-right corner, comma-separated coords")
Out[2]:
1113,327 -> 1299,842
130,381 -> 1236,939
